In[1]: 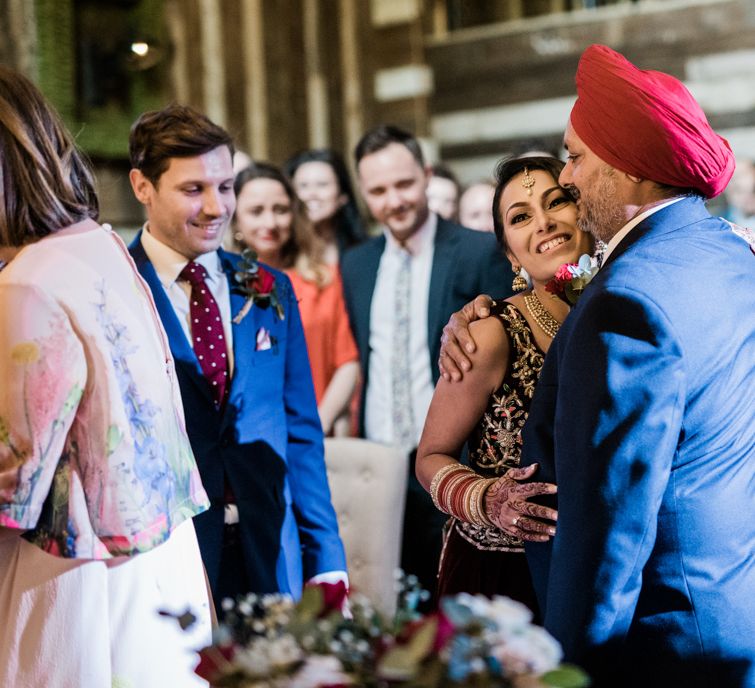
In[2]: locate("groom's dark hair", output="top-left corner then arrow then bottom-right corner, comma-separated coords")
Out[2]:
129,104 -> 234,187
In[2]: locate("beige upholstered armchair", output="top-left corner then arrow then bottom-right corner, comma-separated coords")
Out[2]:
323,438 -> 408,616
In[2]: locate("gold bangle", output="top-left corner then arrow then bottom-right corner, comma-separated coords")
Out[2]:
468,478 -> 489,526
476,478 -> 498,527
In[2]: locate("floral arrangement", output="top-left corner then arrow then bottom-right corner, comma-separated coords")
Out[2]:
188,576 -> 589,688
233,249 -> 285,324
544,255 -> 598,306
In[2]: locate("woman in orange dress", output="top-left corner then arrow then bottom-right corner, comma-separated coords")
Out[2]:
232,162 -> 359,436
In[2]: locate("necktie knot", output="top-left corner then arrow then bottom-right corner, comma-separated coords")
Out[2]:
180,261 -> 209,286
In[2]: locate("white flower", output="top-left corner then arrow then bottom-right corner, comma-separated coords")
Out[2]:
234,635 -> 302,678
453,592 -> 492,618
288,655 -> 352,688
491,625 -> 562,676
487,595 -> 534,634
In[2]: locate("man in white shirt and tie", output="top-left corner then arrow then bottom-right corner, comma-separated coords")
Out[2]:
341,124 -> 512,600
127,104 -> 347,610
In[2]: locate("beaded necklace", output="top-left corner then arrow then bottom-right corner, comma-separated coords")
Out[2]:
523,291 -> 561,339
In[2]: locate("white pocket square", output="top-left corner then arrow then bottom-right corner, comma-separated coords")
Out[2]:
256,327 -> 272,351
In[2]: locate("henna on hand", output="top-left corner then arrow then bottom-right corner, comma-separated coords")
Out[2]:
483,469 -> 558,542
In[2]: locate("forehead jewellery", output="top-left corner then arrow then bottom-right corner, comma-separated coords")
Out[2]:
521,167 -> 536,196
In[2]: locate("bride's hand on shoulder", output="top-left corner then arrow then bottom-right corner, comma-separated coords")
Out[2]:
484,464 -> 558,542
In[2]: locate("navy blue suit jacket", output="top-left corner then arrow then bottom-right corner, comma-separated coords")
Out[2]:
522,198 -> 755,687
130,237 -> 345,599
341,217 -> 514,434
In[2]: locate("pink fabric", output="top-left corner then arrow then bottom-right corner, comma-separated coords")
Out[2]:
0,221 -> 208,559
571,44 -> 735,198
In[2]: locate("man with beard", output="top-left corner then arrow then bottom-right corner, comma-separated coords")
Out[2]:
438,45 -> 755,687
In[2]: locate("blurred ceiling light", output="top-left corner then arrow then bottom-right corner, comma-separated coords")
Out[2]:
130,41 -> 150,57
126,39 -> 164,71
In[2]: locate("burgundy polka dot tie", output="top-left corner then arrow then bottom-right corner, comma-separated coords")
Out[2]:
179,261 -> 229,407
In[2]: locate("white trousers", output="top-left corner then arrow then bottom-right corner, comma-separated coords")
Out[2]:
0,519 -> 211,688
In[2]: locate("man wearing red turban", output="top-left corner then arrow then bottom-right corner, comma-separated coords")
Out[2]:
518,45 -> 755,688
439,44 -> 755,688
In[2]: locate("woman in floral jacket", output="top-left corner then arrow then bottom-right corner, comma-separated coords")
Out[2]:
0,67 -> 211,687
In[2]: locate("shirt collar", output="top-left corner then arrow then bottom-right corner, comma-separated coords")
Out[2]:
140,223 -> 224,287
602,197 -> 683,264
383,211 -> 437,256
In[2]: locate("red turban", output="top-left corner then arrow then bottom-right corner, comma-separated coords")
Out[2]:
570,44 -> 734,198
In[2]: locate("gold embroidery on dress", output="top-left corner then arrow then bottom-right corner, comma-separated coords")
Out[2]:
453,302 -> 546,552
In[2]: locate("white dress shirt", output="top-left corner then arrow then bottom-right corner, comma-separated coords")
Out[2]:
140,226 -> 235,375
601,197 -> 683,264
365,213 -> 437,449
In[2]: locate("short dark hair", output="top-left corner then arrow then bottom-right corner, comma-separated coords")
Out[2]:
492,156 -> 572,250
129,104 -> 234,186
0,65 -> 98,246
354,124 -> 424,168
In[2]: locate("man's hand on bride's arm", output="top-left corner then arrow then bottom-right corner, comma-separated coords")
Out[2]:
439,294 -> 495,381
484,464 -> 558,543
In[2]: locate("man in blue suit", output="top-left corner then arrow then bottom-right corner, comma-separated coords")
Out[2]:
341,125 -> 513,599
127,105 -> 346,607
440,46 -> 754,686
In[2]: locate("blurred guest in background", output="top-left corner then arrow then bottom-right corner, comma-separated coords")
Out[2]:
459,181 -> 496,233
341,124 -> 513,600
0,67 -> 211,687
284,148 -> 367,262
233,162 -> 359,436
721,157 -> 755,226
426,163 -> 461,221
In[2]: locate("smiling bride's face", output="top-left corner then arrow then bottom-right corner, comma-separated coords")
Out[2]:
500,168 -> 592,287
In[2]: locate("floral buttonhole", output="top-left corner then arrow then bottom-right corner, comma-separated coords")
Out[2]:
232,248 -> 285,324
545,253 -> 599,306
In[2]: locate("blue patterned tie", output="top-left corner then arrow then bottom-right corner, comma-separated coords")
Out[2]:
391,248 -> 415,451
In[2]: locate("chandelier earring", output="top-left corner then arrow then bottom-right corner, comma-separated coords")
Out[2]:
512,266 -> 528,293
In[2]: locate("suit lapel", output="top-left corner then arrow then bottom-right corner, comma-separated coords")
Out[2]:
355,236 -> 385,359
220,249 -> 258,382
427,219 -> 455,364
129,233 -> 216,407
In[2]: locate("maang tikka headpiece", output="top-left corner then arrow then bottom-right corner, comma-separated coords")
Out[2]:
521,167 -> 536,196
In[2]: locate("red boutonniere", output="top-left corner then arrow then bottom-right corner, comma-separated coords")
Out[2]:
545,254 -> 598,306
232,249 -> 285,324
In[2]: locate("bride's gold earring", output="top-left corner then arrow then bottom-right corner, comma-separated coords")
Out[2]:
512,266 -> 527,292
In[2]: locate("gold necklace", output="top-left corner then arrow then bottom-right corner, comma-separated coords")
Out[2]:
523,291 -> 561,339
